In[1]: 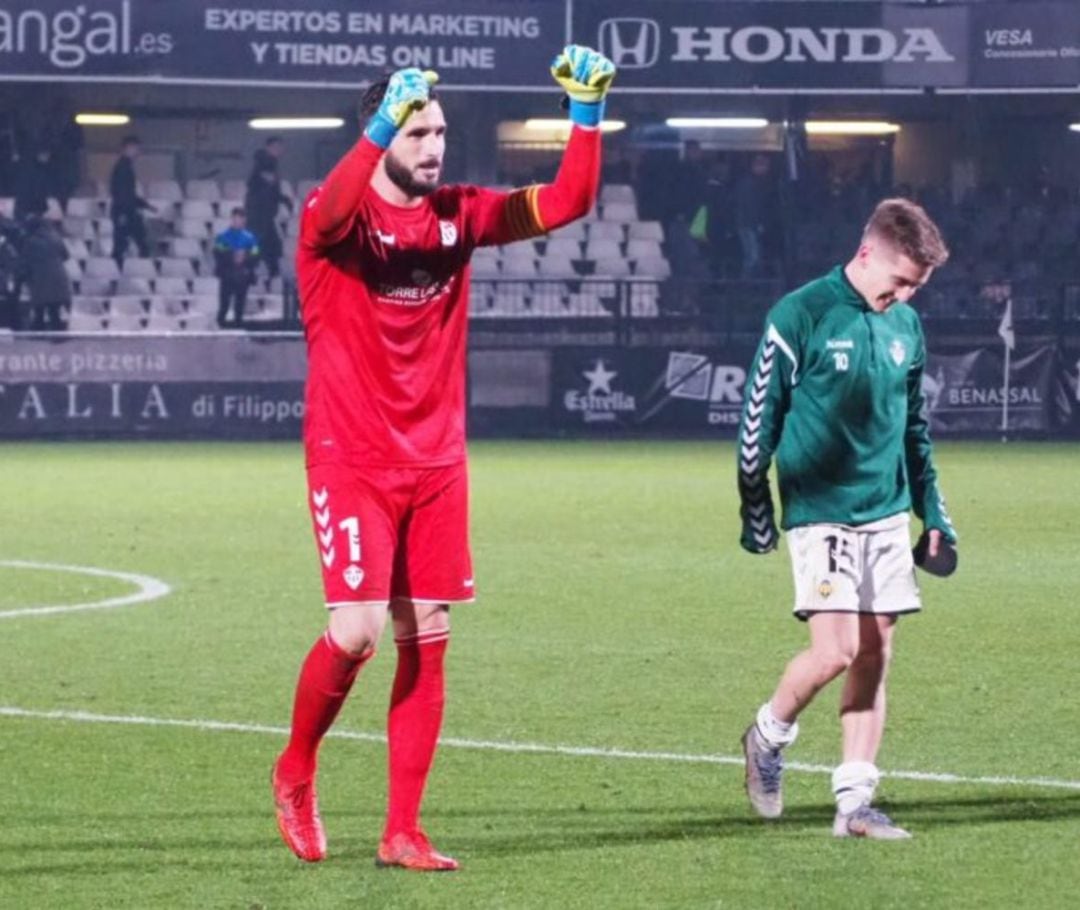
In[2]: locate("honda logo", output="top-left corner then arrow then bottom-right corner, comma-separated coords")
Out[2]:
598,18 -> 661,69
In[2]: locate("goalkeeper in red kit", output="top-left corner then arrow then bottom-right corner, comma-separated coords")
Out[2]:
271,46 -> 616,872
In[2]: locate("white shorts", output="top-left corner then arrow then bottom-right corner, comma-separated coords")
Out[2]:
787,514 -> 921,621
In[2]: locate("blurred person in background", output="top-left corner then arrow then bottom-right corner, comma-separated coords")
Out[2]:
213,207 -> 260,328
0,214 -> 25,329
110,136 -> 153,266
13,144 -> 53,222
22,213 -> 70,330
734,153 -> 775,278
245,135 -> 293,280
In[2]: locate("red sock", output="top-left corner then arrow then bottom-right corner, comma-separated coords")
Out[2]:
276,631 -> 371,784
384,631 -> 449,839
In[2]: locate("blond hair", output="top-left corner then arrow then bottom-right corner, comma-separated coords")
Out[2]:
863,198 -> 949,268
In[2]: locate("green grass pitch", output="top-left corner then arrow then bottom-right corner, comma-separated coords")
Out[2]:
1,440 -> 1078,909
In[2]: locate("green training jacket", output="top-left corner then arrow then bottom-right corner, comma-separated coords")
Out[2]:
737,265 -> 956,553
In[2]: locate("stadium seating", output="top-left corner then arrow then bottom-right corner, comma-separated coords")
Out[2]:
48,168 -> 671,327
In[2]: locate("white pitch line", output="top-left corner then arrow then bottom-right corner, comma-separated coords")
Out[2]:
1,705 -> 1078,792
0,561 -> 172,619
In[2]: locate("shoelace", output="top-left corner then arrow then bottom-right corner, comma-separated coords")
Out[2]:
852,806 -> 894,826
755,747 -> 783,793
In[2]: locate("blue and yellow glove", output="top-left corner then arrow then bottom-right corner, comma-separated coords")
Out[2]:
364,67 -> 439,149
550,45 -> 616,128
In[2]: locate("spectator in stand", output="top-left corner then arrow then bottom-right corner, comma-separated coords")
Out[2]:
734,153 -> 775,278
13,144 -> 53,221
22,213 -> 70,330
45,105 -> 84,214
213,206 -> 260,328
245,136 -> 293,280
109,136 -> 153,266
677,140 -> 710,220
0,215 -> 25,329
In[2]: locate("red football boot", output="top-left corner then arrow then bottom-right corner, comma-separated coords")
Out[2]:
375,829 -> 459,872
271,762 -> 327,862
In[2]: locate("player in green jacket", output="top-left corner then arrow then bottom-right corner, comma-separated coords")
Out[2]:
736,198 -> 955,839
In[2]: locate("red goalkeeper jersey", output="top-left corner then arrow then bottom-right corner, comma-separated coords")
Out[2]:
298,130 -> 600,468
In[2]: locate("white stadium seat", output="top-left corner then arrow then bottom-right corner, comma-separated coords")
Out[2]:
587,222 -> 624,243
584,239 -> 622,261
544,237 -> 582,259
186,180 -> 221,201
122,257 -> 157,279
633,256 -> 672,280
626,239 -> 664,262
602,201 -> 638,223
84,257 -> 120,280
537,255 -> 578,279
155,275 -> 191,295
181,200 -> 215,220
160,258 -> 196,279
628,221 -> 665,242
592,256 -> 632,278
116,277 -> 153,296
600,184 -> 636,205
222,179 -> 247,201
547,221 -> 586,241
148,180 -> 183,202
192,276 -> 220,296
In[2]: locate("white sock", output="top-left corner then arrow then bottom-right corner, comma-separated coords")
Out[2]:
755,702 -> 799,749
832,761 -> 880,815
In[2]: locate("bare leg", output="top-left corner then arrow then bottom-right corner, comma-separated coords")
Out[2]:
839,614 -> 896,764
769,612 -> 861,723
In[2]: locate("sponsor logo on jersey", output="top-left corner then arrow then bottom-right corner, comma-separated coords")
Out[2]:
564,359 -> 637,423
665,351 -> 746,426
439,220 -> 458,247
889,339 -> 907,366
343,565 -> 364,590
376,271 -> 452,307
374,229 -> 396,246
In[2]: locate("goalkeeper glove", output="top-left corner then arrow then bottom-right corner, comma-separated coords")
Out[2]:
364,68 -> 439,150
550,45 -> 616,128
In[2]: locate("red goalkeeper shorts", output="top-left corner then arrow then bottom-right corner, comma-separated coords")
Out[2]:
305,461 -> 474,608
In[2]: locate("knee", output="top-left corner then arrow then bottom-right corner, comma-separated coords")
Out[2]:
391,600 -> 450,639
327,606 -> 385,656
854,639 -> 892,670
811,642 -> 859,679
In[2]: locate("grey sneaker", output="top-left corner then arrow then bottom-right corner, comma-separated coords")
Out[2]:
833,805 -> 912,840
741,724 -> 784,819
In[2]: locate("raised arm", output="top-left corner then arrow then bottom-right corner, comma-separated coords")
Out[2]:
469,46 -> 616,246
305,68 -> 438,249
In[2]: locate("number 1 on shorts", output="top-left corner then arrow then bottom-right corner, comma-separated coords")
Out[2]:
338,517 -> 362,563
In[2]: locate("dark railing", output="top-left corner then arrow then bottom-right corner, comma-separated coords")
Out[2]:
285,277 -> 1080,348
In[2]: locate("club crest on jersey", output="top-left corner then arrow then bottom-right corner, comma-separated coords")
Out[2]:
818,580 -> 833,599
343,565 -> 364,590
889,339 -> 907,366
439,220 -> 458,247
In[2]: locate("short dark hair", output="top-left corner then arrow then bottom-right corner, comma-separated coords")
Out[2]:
265,136 -> 282,147
122,135 -> 140,148
863,198 -> 949,269
360,73 -> 439,125
231,206 -> 246,217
